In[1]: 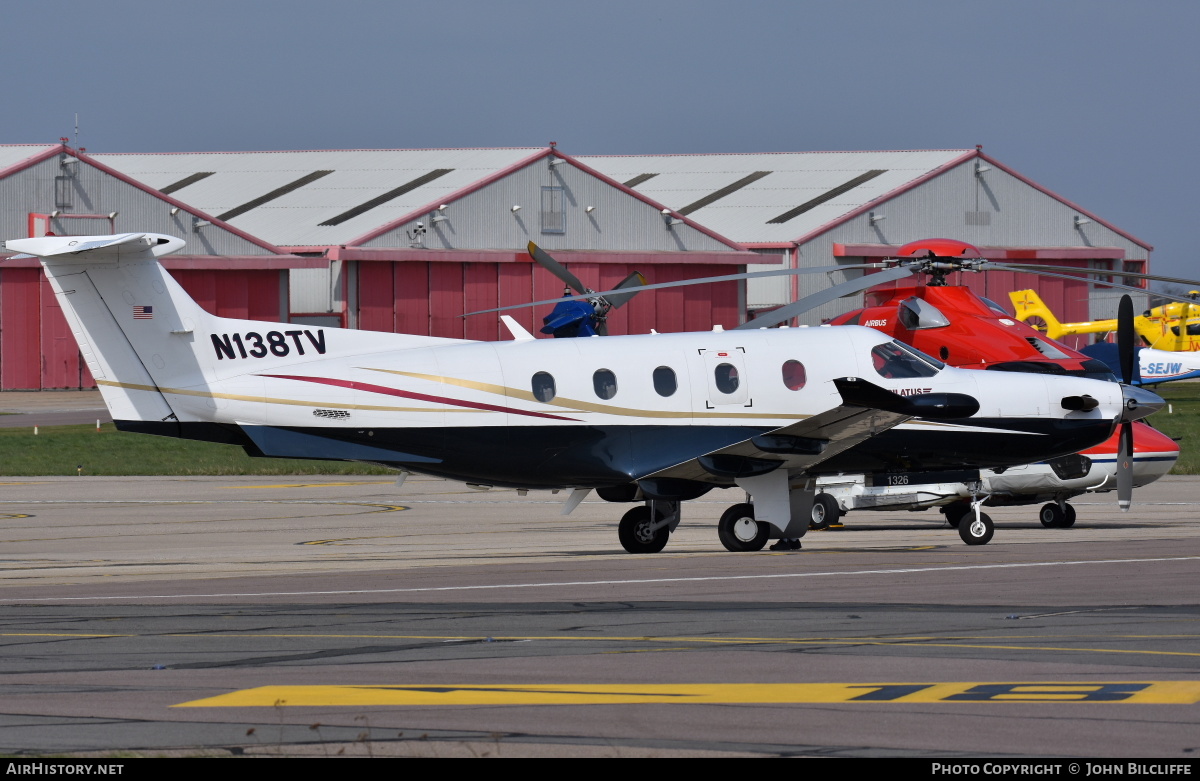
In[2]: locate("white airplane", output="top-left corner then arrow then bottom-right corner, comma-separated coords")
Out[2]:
812,420 -> 1179,530
2,233 -> 1165,553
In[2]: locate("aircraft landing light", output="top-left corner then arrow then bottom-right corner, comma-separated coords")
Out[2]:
174,681 -> 1200,708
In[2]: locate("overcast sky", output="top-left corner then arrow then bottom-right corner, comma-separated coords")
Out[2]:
4,0 -> 1196,279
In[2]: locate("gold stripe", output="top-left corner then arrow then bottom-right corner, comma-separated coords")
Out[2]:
364,368 -> 809,420
95,379 -> 483,413
174,681 -> 1200,708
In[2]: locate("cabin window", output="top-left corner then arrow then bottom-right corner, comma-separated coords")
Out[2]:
531,371 -> 556,402
714,363 -> 740,394
653,366 -> 677,397
593,369 -> 617,400
781,360 -> 806,390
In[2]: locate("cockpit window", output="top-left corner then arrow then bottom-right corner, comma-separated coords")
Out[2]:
871,341 -> 943,379
980,297 -> 1010,315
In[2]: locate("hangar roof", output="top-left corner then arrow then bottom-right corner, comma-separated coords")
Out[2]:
577,150 -> 973,245
93,147 -> 547,247
0,144 -> 59,176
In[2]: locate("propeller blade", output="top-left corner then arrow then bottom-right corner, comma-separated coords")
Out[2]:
1117,421 -> 1133,513
528,242 -> 588,295
1118,294 -> 1135,385
462,262 -> 884,318
733,265 -> 916,329
605,271 -> 647,309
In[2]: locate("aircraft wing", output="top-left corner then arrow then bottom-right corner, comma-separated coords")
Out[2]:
642,377 -> 930,484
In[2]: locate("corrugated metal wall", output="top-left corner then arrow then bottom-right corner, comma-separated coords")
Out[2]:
361,160 -> 733,253
0,155 -> 272,255
355,260 -> 741,340
781,159 -> 1150,325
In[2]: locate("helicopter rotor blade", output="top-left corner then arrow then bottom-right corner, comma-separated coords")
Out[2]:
528,242 -> 588,295
998,263 -> 1200,291
462,261 -> 885,318
733,265 -> 917,330
605,271 -> 647,310
987,264 -> 1198,307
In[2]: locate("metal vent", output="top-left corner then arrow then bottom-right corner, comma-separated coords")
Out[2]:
160,172 -> 215,195
965,211 -> 992,225
766,170 -> 887,224
319,169 -> 454,227
217,170 -> 334,222
678,171 -> 771,216
313,409 -> 351,420
622,173 -> 659,188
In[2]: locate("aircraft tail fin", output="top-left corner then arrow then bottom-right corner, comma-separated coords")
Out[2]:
3,233 -> 203,423
3,232 -> 455,425
1009,289 -> 1067,339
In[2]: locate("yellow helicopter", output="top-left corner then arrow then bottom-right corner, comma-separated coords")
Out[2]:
1011,288 -> 1200,351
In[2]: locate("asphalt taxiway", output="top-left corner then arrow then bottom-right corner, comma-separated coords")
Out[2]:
1,474 -> 1198,757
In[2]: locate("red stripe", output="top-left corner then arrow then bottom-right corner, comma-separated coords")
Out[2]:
262,374 -> 579,421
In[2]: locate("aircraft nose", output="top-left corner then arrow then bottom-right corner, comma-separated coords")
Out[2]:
1120,385 -> 1166,423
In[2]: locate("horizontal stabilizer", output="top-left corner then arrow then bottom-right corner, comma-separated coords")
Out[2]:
4,232 -> 186,262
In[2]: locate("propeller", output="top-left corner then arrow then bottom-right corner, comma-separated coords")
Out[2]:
1112,294 -> 1168,512
1117,295 -> 1136,512
527,242 -> 647,336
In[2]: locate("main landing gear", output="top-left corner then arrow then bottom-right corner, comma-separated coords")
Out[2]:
717,503 -> 770,552
1039,502 -> 1077,528
618,501 -> 680,554
943,500 -> 994,545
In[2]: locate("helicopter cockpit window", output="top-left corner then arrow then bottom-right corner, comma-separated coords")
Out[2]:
593,369 -> 617,400
898,297 -> 951,330
781,360 -> 806,390
653,366 -> 677,397
980,297 -> 1010,316
714,363 -> 740,394
531,371 -> 556,403
870,341 -> 943,379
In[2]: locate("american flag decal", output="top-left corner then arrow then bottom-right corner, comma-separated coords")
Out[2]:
133,305 -> 153,319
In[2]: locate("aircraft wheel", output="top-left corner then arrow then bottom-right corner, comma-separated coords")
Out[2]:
717,503 -> 769,552
1040,503 -> 1077,528
959,512 -> 994,545
808,493 -> 840,530
1039,503 -> 1066,528
618,506 -> 669,554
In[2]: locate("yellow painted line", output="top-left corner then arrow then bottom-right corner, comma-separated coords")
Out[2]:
174,681 -> 1200,708
913,642 -> 1200,659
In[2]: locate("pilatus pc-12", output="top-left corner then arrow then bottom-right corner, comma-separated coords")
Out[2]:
3,233 -> 1162,553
